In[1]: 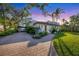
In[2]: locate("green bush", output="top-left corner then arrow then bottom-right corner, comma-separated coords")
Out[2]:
25,26 -> 36,35
32,32 -> 48,39
0,29 -> 17,36
0,32 -> 6,36
38,32 -> 48,37
51,28 -> 57,33
60,24 -> 79,32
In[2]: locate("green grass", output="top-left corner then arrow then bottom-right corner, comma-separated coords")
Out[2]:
53,32 -> 79,56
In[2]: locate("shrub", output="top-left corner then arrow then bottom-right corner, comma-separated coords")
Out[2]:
51,28 -> 57,33
0,29 -> 17,36
32,32 -> 48,39
38,32 -> 48,37
0,32 -> 6,36
25,26 -> 36,35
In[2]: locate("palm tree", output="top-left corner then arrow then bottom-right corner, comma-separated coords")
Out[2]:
0,3 -> 10,31
26,3 -> 48,32
19,7 -> 31,27
52,8 -> 64,22
70,14 -> 79,32
0,3 -> 16,31
11,6 -> 31,31
62,19 -> 66,23
5,5 -> 15,29
0,4 -> 6,31
46,8 -> 64,32
38,4 -> 48,32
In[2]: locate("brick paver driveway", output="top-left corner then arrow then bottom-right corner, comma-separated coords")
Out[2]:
0,32 -> 57,56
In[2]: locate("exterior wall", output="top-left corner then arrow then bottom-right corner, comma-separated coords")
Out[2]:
34,24 -> 53,33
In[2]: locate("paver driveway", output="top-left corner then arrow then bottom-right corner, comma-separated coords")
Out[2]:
0,32 -> 57,56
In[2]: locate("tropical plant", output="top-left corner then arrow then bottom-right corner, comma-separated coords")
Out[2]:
38,31 -> 48,37
26,3 -> 49,32
52,8 -> 64,22
0,28 -> 17,36
25,26 -> 36,35
69,14 -> 79,32
0,3 -> 15,31
32,31 -> 48,39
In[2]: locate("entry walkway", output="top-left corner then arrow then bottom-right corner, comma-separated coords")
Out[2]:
0,32 -> 57,56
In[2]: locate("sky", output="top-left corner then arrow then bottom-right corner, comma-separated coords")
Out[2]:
11,3 -> 79,22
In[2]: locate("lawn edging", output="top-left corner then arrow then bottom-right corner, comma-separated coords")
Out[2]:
48,34 -> 58,56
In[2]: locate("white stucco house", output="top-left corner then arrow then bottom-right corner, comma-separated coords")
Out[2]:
18,16 -> 61,33
33,21 -> 60,33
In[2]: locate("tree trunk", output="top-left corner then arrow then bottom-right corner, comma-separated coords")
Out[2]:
3,14 -> 7,31
3,19 -> 6,31
2,8 -> 6,31
8,20 -> 12,29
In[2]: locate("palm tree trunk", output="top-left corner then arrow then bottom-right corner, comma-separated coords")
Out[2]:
3,12 -> 6,31
3,18 -> 6,31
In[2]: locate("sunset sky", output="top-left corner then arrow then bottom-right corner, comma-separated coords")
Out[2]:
11,3 -> 79,22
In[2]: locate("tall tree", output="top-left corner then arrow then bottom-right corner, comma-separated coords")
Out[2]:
0,3 -> 12,31
26,3 -> 48,32
38,3 -> 48,32
70,14 -> 79,31
52,8 -> 64,22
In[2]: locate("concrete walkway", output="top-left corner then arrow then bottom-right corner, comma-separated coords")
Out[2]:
0,32 -> 57,56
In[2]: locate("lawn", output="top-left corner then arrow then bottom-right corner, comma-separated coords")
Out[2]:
53,32 -> 79,56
